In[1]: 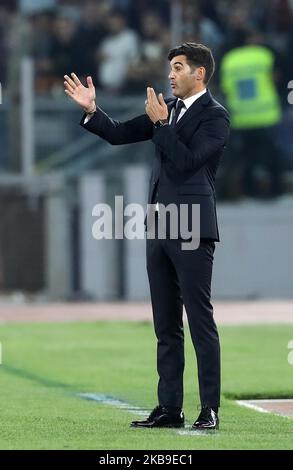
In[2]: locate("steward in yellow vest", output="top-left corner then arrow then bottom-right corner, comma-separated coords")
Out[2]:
220,45 -> 281,129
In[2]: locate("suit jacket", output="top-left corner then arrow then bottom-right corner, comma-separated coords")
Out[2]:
80,89 -> 230,241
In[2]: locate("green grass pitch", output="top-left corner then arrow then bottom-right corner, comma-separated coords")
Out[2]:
0,321 -> 293,449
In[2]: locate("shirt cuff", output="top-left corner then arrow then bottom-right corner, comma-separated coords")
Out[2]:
84,113 -> 95,124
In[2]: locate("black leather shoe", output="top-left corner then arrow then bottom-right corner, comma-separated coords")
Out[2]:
192,406 -> 219,430
130,405 -> 184,428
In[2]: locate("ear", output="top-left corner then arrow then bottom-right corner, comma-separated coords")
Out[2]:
196,66 -> 206,81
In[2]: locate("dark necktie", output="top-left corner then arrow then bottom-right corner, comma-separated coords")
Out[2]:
170,100 -> 185,127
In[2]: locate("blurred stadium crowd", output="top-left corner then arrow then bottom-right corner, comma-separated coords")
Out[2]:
0,0 -> 292,94
1,0 -> 293,198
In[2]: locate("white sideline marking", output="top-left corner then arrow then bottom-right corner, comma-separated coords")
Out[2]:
236,400 -> 270,414
78,393 -> 214,437
78,393 -> 149,417
176,429 -> 217,436
237,399 -> 293,418
240,399 -> 293,403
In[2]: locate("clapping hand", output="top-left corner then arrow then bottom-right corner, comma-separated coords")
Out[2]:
145,87 -> 168,123
64,73 -> 96,113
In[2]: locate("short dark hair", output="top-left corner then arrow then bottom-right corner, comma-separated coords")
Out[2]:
168,42 -> 215,84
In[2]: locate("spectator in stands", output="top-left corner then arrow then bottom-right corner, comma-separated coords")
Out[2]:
49,7 -> 81,91
0,4 -> 16,89
30,9 -> 56,94
126,10 -> 170,93
97,10 -> 139,93
0,6 -> 9,88
32,5 -> 82,94
220,3 -> 253,53
74,1 -> 109,86
182,2 -> 224,57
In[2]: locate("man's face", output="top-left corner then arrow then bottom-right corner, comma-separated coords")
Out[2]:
168,55 -> 205,99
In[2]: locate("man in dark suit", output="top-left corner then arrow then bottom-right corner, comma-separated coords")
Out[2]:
64,42 -> 230,430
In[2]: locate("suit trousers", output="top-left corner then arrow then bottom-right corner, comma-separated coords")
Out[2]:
146,227 -> 220,410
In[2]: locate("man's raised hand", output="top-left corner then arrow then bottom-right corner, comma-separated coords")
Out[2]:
145,87 -> 168,123
64,73 -> 96,113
